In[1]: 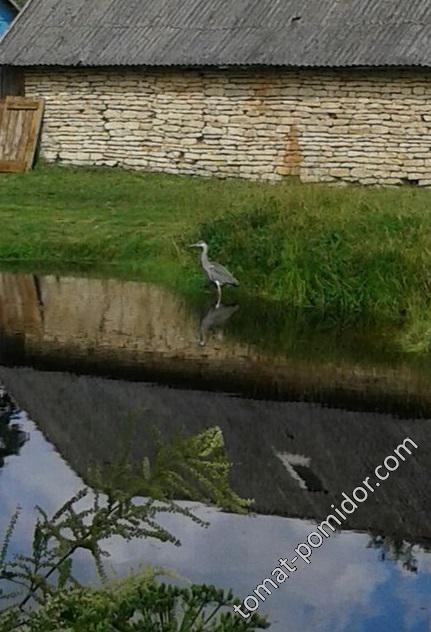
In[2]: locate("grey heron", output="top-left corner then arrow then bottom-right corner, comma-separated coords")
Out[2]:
190,241 -> 239,306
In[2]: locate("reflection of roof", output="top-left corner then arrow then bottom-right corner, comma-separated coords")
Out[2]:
2,0 -> 431,67
1,365 -> 430,544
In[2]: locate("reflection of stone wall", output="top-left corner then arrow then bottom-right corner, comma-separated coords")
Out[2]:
0,274 -> 43,335
0,272 -> 251,360
1,271 -> 431,413
0,366 -> 429,543
41,275 -> 200,354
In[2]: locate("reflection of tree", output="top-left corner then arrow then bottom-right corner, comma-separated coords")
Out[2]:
368,535 -> 418,573
0,387 -> 28,469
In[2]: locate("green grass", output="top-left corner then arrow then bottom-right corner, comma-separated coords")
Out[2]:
0,164 -> 278,289
2,163 -> 431,350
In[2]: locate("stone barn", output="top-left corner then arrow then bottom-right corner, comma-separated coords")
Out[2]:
1,0 -> 431,185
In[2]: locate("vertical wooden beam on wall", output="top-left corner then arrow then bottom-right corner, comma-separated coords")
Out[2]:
0,66 -> 24,98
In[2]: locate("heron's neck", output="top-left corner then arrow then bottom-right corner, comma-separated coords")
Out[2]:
200,247 -> 209,266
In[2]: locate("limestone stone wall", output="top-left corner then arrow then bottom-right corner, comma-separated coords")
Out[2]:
25,67 -> 431,185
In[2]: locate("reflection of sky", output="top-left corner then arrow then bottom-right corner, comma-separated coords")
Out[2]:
0,412 -> 430,631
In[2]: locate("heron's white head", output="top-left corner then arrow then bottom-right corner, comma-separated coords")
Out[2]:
189,240 -> 208,250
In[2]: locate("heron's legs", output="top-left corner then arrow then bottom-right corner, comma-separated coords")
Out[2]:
215,281 -> 222,309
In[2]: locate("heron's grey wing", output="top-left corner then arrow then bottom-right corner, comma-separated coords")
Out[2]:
208,261 -> 239,286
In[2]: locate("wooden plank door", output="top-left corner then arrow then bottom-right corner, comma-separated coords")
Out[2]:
0,96 -> 44,173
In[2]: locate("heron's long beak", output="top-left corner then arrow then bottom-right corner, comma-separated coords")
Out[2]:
189,243 -> 199,248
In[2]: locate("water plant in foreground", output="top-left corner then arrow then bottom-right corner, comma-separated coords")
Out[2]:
0,426 -> 267,630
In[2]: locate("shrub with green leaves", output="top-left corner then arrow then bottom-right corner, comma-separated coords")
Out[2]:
13,577 -> 268,631
0,426 -> 265,631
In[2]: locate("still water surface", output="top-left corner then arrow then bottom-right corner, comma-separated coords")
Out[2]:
0,272 -> 430,631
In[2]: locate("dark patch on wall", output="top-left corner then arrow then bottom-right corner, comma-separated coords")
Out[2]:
282,124 -> 302,176
0,66 -> 24,97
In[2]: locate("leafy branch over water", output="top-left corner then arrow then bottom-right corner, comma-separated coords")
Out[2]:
0,426 -> 266,631
89,426 -> 250,513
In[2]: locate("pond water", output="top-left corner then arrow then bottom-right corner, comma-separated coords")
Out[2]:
0,272 -> 430,631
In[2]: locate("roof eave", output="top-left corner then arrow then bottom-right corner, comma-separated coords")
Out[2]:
7,62 -> 431,71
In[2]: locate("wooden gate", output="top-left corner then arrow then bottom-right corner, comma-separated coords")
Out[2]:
0,96 -> 44,172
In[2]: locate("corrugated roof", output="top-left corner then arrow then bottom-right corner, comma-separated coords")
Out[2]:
1,0 -> 431,68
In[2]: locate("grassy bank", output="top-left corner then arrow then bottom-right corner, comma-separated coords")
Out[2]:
1,164 -> 431,347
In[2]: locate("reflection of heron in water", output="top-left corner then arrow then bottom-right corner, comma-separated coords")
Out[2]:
199,302 -> 239,347
189,241 -> 239,307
